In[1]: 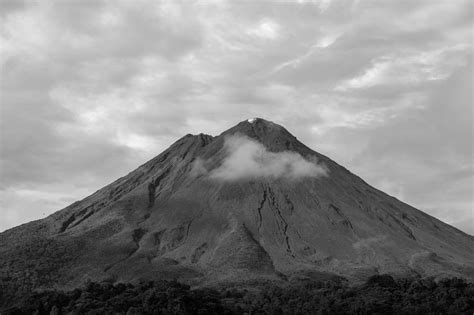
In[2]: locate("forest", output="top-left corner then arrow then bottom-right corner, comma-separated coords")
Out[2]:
2,275 -> 473,314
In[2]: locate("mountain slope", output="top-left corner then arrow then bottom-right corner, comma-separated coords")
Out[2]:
1,118 -> 473,306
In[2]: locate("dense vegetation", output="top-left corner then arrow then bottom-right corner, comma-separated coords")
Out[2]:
2,275 -> 473,314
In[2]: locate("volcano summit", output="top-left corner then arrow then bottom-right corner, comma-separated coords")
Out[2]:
1,118 -> 473,303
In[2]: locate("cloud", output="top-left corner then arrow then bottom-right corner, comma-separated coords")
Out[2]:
248,18 -> 280,40
296,0 -> 333,13
335,46 -> 469,92
199,135 -> 328,181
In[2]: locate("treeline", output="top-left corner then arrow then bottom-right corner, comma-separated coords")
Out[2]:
2,275 -> 473,314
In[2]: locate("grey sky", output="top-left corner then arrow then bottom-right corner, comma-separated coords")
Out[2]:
0,0 -> 472,234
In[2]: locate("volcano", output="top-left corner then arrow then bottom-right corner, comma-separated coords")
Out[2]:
1,118 -> 473,303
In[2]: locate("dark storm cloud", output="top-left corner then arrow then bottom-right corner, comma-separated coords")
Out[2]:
0,0 -> 472,234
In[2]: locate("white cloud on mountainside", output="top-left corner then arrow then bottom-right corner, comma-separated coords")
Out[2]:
194,135 -> 327,181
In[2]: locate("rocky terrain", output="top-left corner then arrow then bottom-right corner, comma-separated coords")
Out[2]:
1,118 -> 473,309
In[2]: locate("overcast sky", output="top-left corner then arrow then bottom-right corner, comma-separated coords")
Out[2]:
0,0 -> 472,234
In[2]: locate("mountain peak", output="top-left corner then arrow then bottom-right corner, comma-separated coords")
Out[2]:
245,117 -> 278,127
246,117 -> 276,125
220,118 -> 309,154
